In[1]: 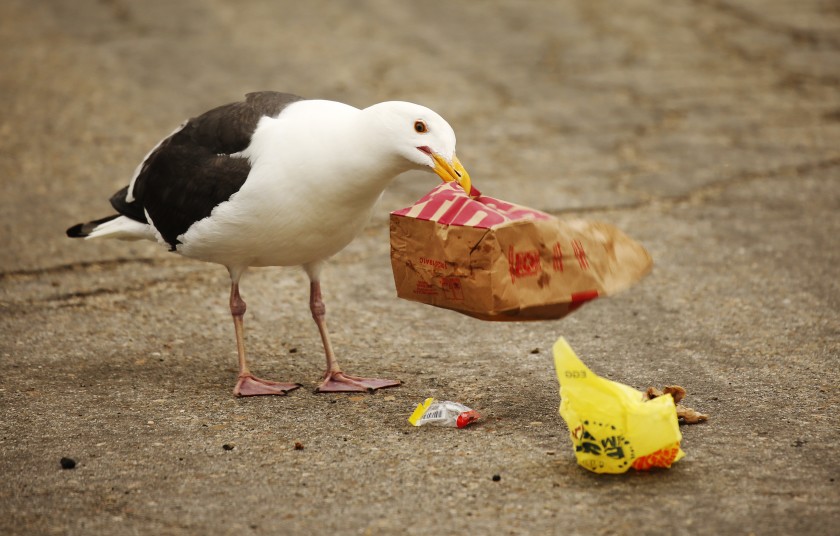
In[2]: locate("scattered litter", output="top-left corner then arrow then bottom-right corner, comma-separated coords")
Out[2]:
491,474 -> 501,482
294,442 -> 304,450
60,457 -> 76,470
408,398 -> 480,428
644,386 -> 708,424
222,444 -> 235,451
553,337 -> 685,474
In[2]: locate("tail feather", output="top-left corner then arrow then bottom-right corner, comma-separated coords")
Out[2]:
66,215 -> 154,241
66,215 -> 119,238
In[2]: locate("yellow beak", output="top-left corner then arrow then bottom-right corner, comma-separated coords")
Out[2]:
431,153 -> 472,195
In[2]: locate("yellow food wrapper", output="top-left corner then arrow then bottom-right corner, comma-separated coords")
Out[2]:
553,337 -> 685,473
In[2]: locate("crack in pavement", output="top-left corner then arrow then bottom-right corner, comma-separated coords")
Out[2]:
671,156 -> 840,204
1,271 -> 208,311
41,278 -> 176,305
0,257 -> 163,281
548,156 -> 840,215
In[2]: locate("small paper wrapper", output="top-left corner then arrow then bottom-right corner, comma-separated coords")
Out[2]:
408,398 -> 480,428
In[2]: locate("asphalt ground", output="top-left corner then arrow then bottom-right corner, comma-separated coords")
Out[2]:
1,0 -> 838,534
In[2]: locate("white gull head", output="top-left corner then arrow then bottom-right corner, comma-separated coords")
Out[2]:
359,101 -> 471,194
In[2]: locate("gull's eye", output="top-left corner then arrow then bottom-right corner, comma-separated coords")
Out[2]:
414,120 -> 428,133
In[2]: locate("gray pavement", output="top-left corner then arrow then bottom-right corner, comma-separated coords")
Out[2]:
1,0 -> 839,534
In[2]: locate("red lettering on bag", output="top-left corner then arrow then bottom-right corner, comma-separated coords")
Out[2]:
439,277 -> 464,301
413,281 -> 438,296
553,243 -> 564,272
572,240 -> 589,270
418,257 -> 446,270
508,246 -> 542,282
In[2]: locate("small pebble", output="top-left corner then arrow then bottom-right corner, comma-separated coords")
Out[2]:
289,347 -> 298,354
294,442 -> 304,450
530,348 -> 540,354
223,444 -> 235,451
492,474 -> 501,482
60,457 -> 76,469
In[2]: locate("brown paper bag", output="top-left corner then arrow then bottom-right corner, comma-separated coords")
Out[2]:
389,184 -> 653,321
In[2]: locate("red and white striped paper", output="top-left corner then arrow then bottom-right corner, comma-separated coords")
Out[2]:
391,183 -> 552,229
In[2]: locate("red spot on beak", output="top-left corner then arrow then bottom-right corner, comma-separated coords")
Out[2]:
417,146 -> 433,156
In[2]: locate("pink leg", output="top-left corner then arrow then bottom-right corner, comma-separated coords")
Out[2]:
310,281 -> 401,393
229,282 -> 300,397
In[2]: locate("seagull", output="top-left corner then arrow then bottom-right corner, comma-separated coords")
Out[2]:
67,91 -> 473,396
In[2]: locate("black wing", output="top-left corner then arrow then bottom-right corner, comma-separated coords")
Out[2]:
117,91 -> 304,250
109,185 -> 145,222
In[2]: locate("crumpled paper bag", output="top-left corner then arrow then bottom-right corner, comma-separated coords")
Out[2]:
390,183 -> 652,321
553,337 -> 685,473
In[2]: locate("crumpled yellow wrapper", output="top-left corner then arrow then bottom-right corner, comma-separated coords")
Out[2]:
553,337 -> 685,473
